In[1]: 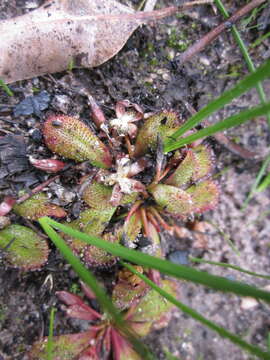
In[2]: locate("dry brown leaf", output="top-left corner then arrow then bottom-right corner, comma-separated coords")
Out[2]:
0,0 -> 179,84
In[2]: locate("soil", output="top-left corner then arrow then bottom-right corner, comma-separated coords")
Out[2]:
0,0 -> 270,359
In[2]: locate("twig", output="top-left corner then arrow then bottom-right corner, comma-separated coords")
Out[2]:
184,101 -> 259,160
95,1 -> 214,23
177,0 -> 267,64
16,175 -> 60,204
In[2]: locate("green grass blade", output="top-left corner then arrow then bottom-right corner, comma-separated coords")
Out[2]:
190,257 -> 270,280
163,58 -> 270,152
41,217 -> 270,303
242,153 -> 270,209
267,333 -> 270,352
121,261 -> 270,360
39,218 -> 154,360
251,31 -> 270,49
257,172 -> 270,192
214,0 -> 270,126
0,78 -> 14,96
165,100 -> 270,151
47,307 -> 56,360
164,349 -> 180,360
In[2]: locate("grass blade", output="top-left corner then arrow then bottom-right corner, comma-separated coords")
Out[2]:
47,307 -> 56,360
242,153 -> 270,209
0,78 -> 14,96
121,261 -> 270,360
214,0 -> 270,126
40,217 -> 270,303
39,218 -> 154,360
163,58 -> 270,152
257,172 -> 270,192
165,100 -> 270,151
190,257 -> 270,280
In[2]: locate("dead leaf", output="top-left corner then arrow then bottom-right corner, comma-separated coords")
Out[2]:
0,0 -> 178,84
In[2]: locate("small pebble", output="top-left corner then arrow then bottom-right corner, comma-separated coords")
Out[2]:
51,94 -> 71,114
248,134 -> 258,147
138,236 -> 152,248
199,56 -> 210,66
0,216 -> 10,229
13,90 -> 50,118
240,297 -> 259,310
168,250 -> 190,265
29,128 -> 43,142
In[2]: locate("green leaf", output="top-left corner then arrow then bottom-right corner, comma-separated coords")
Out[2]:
112,267 -> 149,310
186,180 -> 219,213
82,181 -> 114,210
134,111 -> 179,156
130,279 -> 177,336
43,115 -> 112,168
165,149 -> 196,187
62,207 -> 117,267
120,212 -> 142,248
149,184 -> 193,217
40,217 -> 270,303
166,146 -> 213,187
13,193 -> 66,220
0,224 -> 49,270
30,330 -> 96,360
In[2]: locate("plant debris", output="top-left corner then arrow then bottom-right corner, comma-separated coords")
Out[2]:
13,90 -> 50,118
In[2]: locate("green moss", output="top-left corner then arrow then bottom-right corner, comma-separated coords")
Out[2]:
167,29 -> 190,52
141,41 -> 156,59
69,283 -> 80,294
150,58 -> 159,66
0,305 -> 7,323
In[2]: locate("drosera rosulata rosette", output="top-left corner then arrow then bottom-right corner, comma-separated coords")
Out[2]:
0,97 -> 219,358
29,277 -> 177,360
38,99 -> 218,267
0,98 -> 219,270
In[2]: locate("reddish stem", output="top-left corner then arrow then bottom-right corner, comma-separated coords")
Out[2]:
125,200 -> 143,223
148,207 -> 172,232
140,207 -> 151,239
111,328 -> 123,360
125,135 -> 133,157
146,211 -> 161,232
158,165 -> 172,182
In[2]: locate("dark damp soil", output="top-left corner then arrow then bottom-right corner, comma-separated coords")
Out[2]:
0,1 -> 270,359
